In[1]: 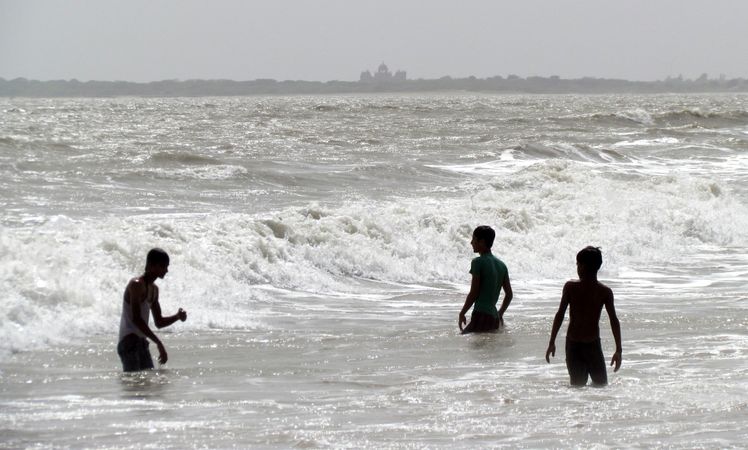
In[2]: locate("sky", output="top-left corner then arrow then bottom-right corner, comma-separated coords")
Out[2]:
2,0 -> 748,82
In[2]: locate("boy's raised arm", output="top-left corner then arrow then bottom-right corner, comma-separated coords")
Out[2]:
604,289 -> 622,372
151,288 -> 187,329
545,283 -> 570,363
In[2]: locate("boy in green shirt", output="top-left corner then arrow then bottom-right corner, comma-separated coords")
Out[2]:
458,226 -> 514,333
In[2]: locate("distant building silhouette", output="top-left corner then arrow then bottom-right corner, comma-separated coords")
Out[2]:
360,62 -> 406,82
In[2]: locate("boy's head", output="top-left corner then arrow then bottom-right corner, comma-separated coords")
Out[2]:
576,246 -> 602,276
145,248 -> 170,278
471,226 -> 495,252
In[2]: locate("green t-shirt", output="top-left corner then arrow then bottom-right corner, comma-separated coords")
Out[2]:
469,252 -> 508,318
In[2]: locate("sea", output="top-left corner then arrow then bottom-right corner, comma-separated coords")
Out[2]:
1,93 -> 747,449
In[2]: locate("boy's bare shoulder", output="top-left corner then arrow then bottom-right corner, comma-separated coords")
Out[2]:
564,280 -> 612,302
127,277 -> 146,294
598,282 -> 614,300
562,280 -> 581,299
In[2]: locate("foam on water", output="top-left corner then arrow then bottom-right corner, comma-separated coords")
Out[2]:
2,155 -> 747,359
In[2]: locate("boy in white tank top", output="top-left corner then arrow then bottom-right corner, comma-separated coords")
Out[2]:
117,248 -> 187,372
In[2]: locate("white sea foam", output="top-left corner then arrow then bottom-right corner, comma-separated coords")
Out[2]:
618,108 -> 655,125
612,137 -> 680,147
2,157 -> 746,358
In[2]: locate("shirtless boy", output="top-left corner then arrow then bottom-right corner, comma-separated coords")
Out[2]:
458,225 -> 513,333
117,248 -> 187,372
545,246 -> 622,386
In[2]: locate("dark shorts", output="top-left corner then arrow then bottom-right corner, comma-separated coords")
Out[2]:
565,338 -> 607,386
462,311 -> 501,334
117,334 -> 154,372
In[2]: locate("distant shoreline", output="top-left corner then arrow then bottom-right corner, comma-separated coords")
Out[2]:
2,75 -> 748,97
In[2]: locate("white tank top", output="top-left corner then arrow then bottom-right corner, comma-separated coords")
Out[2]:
118,282 -> 156,342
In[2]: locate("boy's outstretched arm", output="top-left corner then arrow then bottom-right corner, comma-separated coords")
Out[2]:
604,289 -> 622,372
497,274 -> 513,325
545,283 -> 570,363
458,274 -> 480,331
151,289 -> 188,329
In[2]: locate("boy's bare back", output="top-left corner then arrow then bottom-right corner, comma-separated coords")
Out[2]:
563,280 -> 614,343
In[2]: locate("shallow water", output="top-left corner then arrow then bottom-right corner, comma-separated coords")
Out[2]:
1,94 -> 748,448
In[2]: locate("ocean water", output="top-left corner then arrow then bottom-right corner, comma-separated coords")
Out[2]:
1,94 -> 747,449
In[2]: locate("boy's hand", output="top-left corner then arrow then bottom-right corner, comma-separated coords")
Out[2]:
458,312 -> 467,331
177,308 -> 187,322
610,350 -> 622,372
157,342 -> 168,365
545,343 -> 556,363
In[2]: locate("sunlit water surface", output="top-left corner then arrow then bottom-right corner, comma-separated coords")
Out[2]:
1,94 -> 747,448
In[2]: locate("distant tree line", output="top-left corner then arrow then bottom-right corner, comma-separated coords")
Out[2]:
1,74 -> 747,97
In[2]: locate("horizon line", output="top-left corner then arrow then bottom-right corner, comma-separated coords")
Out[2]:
2,73 -> 745,84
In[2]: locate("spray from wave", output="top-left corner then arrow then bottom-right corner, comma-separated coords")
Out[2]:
2,160 -> 745,358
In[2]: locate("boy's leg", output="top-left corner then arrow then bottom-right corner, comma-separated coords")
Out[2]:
137,337 -> 155,370
587,339 -> 608,386
565,339 -> 589,386
139,338 -> 153,370
461,319 -> 476,334
118,334 -> 154,372
118,334 -> 142,372
461,312 -> 500,334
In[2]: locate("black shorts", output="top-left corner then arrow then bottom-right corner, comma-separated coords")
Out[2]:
565,338 -> 607,386
117,334 -> 154,372
462,311 -> 500,334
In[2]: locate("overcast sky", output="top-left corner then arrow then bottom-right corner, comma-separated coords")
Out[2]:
2,0 -> 747,82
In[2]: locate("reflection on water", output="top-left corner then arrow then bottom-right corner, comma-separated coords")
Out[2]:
466,328 -> 512,351
119,369 -> 171,398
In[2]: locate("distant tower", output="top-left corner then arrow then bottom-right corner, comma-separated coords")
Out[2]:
359,62 -> 406,83
375,62 -> 392,81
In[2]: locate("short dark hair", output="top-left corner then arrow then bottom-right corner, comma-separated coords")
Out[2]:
146,248 -> 170,267
576,246 -> 602,272
473,225 -> 495,248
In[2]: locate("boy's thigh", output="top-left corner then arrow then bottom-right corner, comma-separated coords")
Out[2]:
565,341 -> 589,386
587,340 -> 608,386
117,335 -> 154,372
462,312 -> 499,334
565,339 -> 607,386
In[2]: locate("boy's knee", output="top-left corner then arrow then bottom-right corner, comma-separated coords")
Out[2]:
590,371 -> 608,386
569,374 -> 588,386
